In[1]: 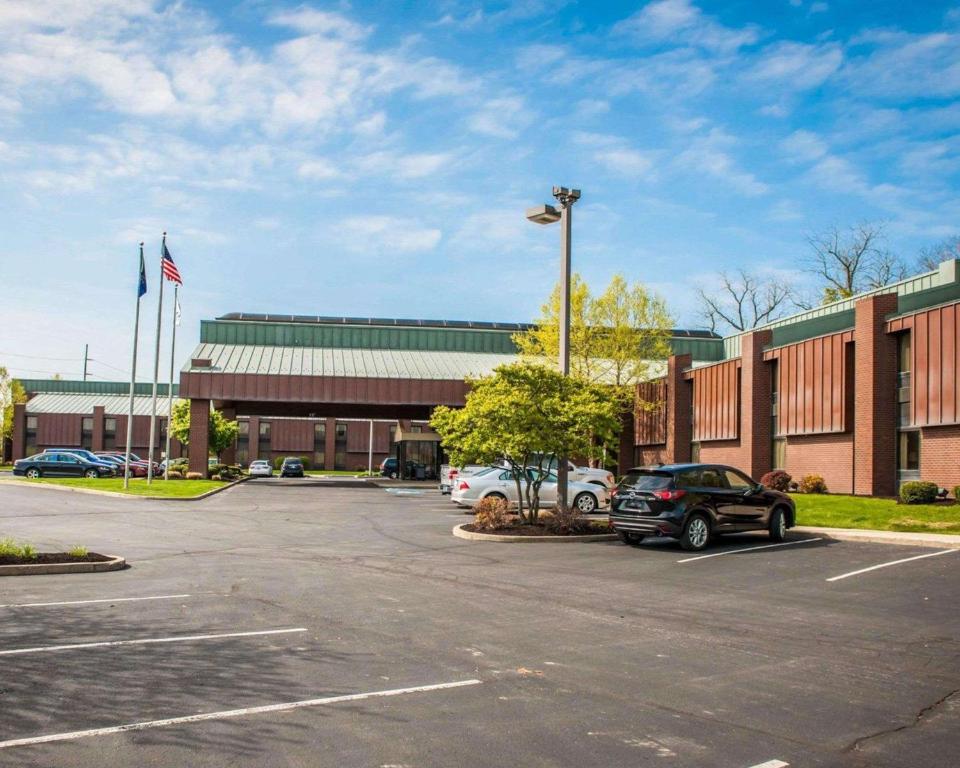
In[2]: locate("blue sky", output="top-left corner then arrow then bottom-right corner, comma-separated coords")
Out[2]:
1,0 -> 959,381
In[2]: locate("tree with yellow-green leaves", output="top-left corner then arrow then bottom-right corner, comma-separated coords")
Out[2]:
0,367 -> 27,444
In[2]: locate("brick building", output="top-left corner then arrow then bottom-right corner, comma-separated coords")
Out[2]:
634,259 -> 960,496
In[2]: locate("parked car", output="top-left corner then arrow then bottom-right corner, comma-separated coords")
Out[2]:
280,457 -> 304,478
439,464 -> 493,494
95,451 -> 149,477
609,463 -> 796,552
380,457 -> 399,479
42,448 -> 118,472
15,451 -> 116,479
451,467 -> 610,513
530,454 -> 617,489
248,460 -> 273,478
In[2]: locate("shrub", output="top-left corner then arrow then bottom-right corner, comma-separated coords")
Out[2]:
210,474 -> 221,481
954,486 -> 960,502
798,474 -> 827,494
186,472 -> 204,480
760,470 -> 792,492
166,470 -> 183,480
273,456 -> 284,470
544,505 -> 587,535
474,496 -> 511,531
299,456 -> 311,470
899,481 -> 938,505
0,539 -> 38,561
68,545 -> 88,558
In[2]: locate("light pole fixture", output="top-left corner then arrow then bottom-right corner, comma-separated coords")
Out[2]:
526,185 -> 581,512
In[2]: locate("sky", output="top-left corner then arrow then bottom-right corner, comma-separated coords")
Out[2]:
1,0 -> 959,382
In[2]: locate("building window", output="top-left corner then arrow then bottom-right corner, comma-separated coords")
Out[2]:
313,422 -> 326,469
334,422 -> 347,470
690,442 -> 700,463
896,333 -> 918,486
258,421 -> 271,458
81,417 -> 94,450
772,439 -> 787,470
26,416 -> 38,456
898,430 -> 920,473
236,421 -> 249,466
389,424 -> 397,445
897,333 -> 912,427
104,418 -> 117,450
770,360 -> 785,469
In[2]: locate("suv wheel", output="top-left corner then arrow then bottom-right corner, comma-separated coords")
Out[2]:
617,530 -> 644,545
769,507 -> 787,542
680,513 -> 710,551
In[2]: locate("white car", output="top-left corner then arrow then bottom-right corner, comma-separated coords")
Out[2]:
451,467 -> 609,514
529,455 -> 617,489
248,460 -> 273,478
439,464 -> 498,494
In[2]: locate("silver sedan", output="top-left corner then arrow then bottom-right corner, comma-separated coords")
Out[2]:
451,467 -> 609,514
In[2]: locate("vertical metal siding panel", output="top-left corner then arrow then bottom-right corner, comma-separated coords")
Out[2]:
812,337 -> 822,432
795,342 -> 804,434
727,361 -> 735,438
943,304 -> 956,424
930,308 -> 942,425
803,340 -> 814,432
915,312 -> 928,426
832,334 -> 843,432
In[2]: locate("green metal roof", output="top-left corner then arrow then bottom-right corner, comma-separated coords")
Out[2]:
20,379 -> 178,397
26,393 -> 182,416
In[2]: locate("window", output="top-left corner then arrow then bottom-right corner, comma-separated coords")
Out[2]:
772,438 -> 787,470
104,418 -> 117,450
334,422 -> 347,470
898,430 -> 920,472
770,359 -> 786,469
236,421 -> 249,466
690,442 -> 700,463
698,468 -> 724,488
897,333 -> 912,427
723,469 -> 754,491
258,422 -> 271,458
674,469 -> 699,488
25,416 -> 37,457
81,417 -> 94,450
313,422 -> 326,470
389,425 -> 397,444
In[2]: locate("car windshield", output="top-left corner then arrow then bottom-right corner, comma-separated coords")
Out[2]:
619,471 -> 673,490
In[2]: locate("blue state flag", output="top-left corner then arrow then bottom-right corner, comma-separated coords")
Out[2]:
138,249 -> 147,298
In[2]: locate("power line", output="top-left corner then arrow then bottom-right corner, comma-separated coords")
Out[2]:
0,351 -> 81,361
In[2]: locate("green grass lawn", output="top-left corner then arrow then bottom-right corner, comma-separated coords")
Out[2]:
10,477 -> 229,497
792,494 -> 960,535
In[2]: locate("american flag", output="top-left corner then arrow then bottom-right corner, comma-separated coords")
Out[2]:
161,241 -> 183,285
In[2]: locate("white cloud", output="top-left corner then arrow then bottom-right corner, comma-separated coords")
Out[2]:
675,129 -> 768,196
333,216 -> 442,254
467,96 -> 533,139
749,41 -> 843,89
354,151 -> 454,180
267,7 -> 371,40
780,130 -> 829,162
613,0 -> 760,53
595,148 -> 656,178
843,30 -> 960,99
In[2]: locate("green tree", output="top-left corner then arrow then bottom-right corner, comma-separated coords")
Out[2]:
431,363 -> 621,525
168,399 -> 239,462
0,369 -> 27,442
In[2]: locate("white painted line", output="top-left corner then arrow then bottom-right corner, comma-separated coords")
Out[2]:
0,679 -> 482,749
677,538 -> 823,563
0,627 -> 308,656
0,594 -> 192,609
746,760 -> 789,768
826,549 -> 956,582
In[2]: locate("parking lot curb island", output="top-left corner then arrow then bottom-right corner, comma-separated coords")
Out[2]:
452,523 -> 618,543
0,554 -> 126,577
794,525 -> 960,549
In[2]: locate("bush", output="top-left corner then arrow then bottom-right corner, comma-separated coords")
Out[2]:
544,505 -> 587,535
474,496 -> 511,531
760,470 -> 792,492
68,545 -> 88,558
186,472 -> 204,480
299,456 -> 311,470
900,480 -> 938,505
210,474 -> 221,481
954,486 -> 960,501
798,474 -> 827,494
0,538 -> 37,561
273,456 -> 284,470
166,470 -> 183,480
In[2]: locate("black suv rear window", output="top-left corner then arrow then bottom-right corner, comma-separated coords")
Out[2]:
619,471 -> 672,490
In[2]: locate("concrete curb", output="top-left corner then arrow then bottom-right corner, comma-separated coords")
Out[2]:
0,476 -> 248,501
0,554 -> 126,577
794,526 -> 960,549
452,523 -> 618,543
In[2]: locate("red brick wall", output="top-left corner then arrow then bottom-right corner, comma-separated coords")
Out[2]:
741,330 -> 773,479
854,293 -> 899,496
635,447 -> 670,466
783,433 -> 854,495
665,354 -> 692,464
920,425 -> 960,493
698,439 -> 745,469
189,399 -> 210,476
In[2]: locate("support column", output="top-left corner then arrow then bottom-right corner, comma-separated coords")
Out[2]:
188,399 -> 210,477
219,406 -> 236,465
618,409 -> 634,476
854,293 -> 899,496
324,417 -> 336,470
92,406 -> 105,452
665,354 -> 692,464
248,416 -> 260,461
740,329 -> 773,479
12,403 -> 26,460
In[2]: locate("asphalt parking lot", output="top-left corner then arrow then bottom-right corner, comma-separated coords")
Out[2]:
0,480 -> 957,768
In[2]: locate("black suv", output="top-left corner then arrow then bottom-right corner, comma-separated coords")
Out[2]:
280,457 -> 304,478
609,464 -> 795,552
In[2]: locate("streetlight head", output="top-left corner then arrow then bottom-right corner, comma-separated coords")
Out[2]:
552,186 -> 581,204
526,204 -> 561,225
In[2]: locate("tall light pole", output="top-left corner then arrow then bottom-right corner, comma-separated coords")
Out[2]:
526,186 -> 581,512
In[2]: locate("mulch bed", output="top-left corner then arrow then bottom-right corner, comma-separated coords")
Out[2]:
0,552 -> 112,566
463,523 -> 611,537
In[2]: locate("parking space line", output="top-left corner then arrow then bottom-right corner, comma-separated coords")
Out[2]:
0,627 -> 308,656
826,549 -> 956,582
677,538 -> 823,563
0,679 -> 482,749
746,761 -> 789,768
0,594 -> 192,609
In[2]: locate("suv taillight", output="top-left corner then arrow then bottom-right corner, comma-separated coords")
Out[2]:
652,489 -> 686,501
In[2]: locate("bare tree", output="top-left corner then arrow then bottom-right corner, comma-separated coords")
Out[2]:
917,235 -> 960,272
805,222 -> 907,303
696,270 -> 794,333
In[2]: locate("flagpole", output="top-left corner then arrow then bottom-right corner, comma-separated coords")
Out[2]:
164,284 -> 179,480
147,233 -> 166,484
123,243 -> 145,490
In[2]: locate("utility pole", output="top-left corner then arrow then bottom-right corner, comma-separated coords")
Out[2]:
83,344 -> 89,381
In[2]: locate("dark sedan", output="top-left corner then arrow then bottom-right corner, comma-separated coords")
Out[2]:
280,457 -> 304,478
14,452 -> 117,479
609,463 -> 796,552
